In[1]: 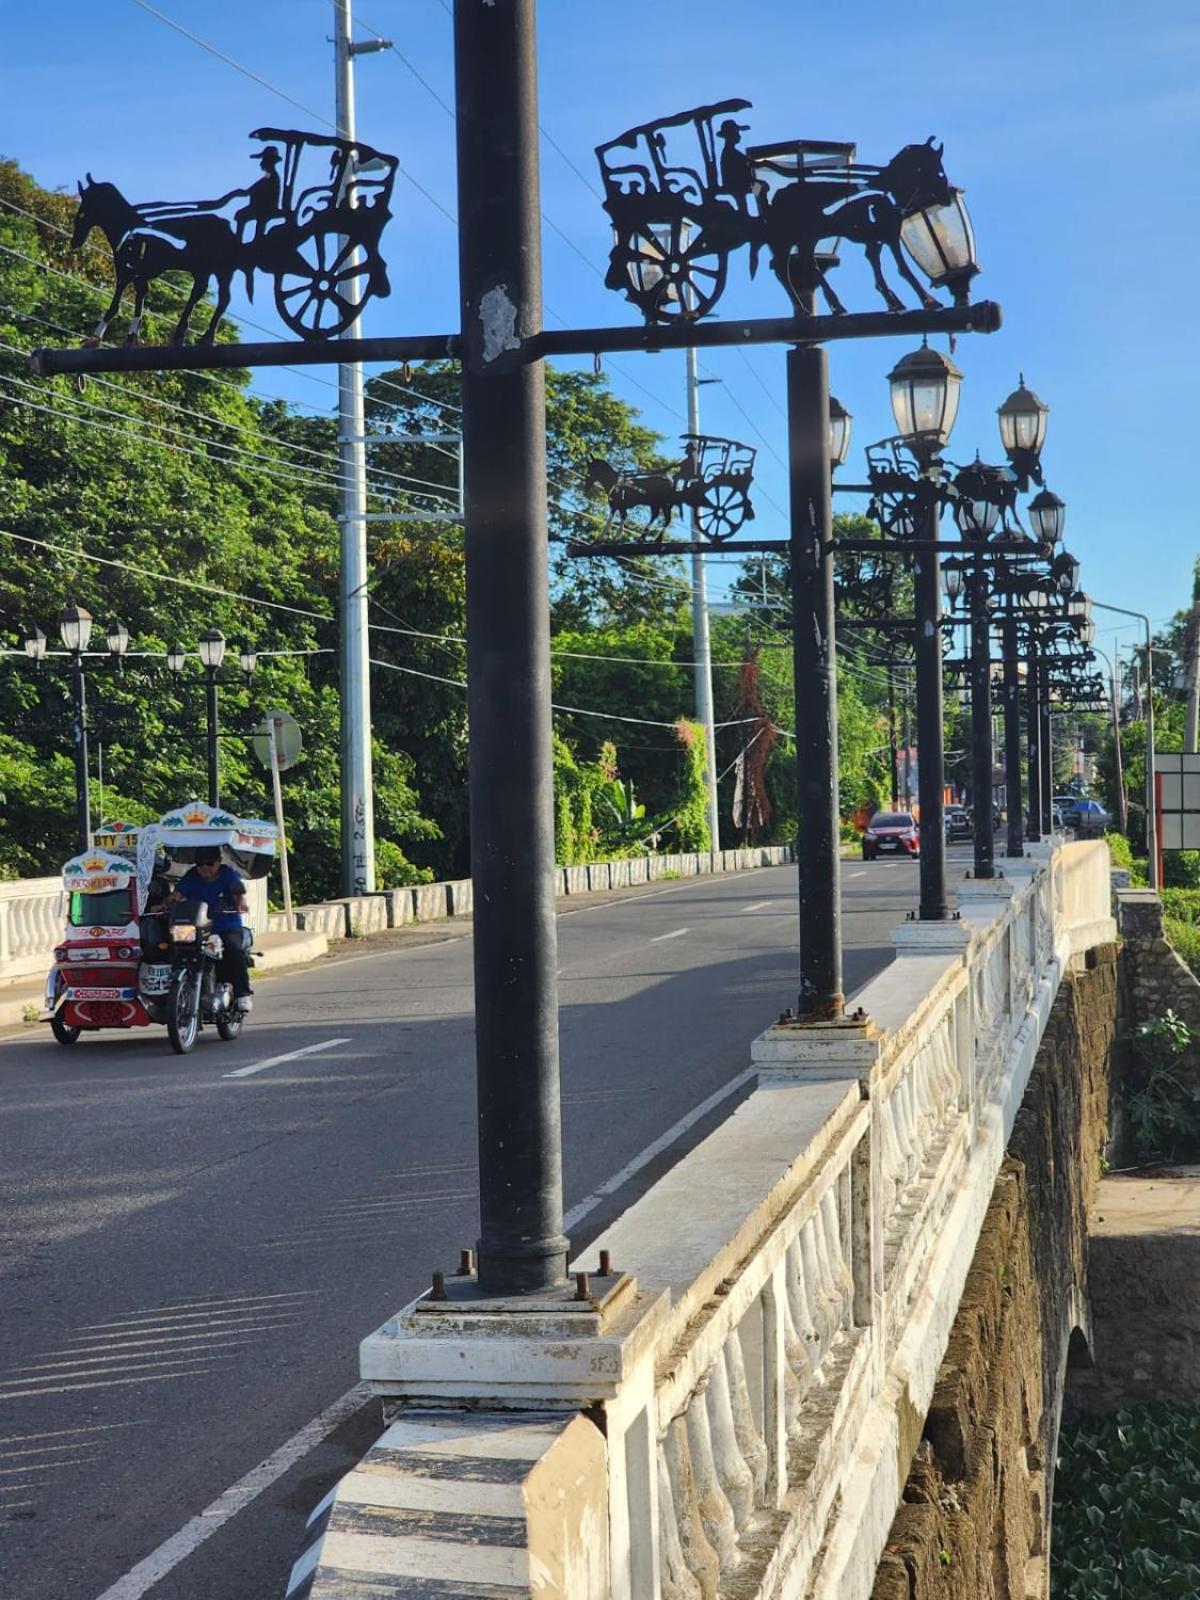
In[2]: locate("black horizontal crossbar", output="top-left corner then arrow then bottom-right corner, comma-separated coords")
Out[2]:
28,301 -> 1002,379
566,539 -> 789,557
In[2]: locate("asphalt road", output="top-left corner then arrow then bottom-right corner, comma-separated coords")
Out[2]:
0,858 -> 922,1600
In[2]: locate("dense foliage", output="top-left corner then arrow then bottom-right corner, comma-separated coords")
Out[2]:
1054,1405 -> 1200,1598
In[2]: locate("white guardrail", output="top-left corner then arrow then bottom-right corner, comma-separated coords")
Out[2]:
0,848 -> 790,988
291,840 -> 1114,1600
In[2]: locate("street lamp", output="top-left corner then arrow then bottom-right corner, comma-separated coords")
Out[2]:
58,604 -> 94,655
239,645 -> 259,680
899,188 -> 979,305
887,343 -> 963,459
942,557 -> 965,602
58,603 -> 94,851
167,645 -> 187,676
197,627 -> 226,672
828,394 -> 852,468
997,376 -> 1049,487
106,619 -> 130,671
22,624 -> 47,666
1028,489 -> 1065,545
1052,551 -> 1081,593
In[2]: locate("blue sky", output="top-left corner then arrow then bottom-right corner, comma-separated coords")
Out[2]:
4,0 -> 1198,663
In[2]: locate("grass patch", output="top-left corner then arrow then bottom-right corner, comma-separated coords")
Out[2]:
1165,914 -> 1200,978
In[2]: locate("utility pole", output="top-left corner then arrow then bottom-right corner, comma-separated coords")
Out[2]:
333,0 -> 390,896
1186,599 -> 1200,754
887,658 -> 899,808
685,321 -> 721,851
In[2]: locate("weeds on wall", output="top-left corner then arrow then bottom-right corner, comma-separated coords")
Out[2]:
1127,1011 -> 1200,1159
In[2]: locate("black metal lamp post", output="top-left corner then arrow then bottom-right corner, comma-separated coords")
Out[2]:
197,627 -> 226,806
950,462 -> 1005,879
1018,579 -> 1055,837
58,604 -> 94,852
887,342 -> 963,918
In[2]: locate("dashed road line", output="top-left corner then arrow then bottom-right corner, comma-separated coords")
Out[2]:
649,927 -> 689,943
223,1038 -> 351,1080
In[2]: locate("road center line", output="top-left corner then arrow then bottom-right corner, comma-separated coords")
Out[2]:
649,927 -> 689,943
223,1038 -> 351,1080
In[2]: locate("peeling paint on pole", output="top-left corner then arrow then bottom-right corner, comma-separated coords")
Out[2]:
479,284 -> 521,363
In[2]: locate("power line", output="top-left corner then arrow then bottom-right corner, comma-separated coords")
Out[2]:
129,0 -> 457,225
0,527 -> 334,623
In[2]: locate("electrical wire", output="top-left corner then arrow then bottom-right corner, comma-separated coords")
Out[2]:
0,527 -> 335,623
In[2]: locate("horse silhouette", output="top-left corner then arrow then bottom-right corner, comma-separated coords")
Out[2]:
585,459 -> 678,531
72,176 -> 242,346
764,139 -> 956,315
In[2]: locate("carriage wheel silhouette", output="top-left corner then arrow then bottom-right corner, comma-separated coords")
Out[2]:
696,481 -> 748,542
275,233 -> 373,339
621,217 -> 727,322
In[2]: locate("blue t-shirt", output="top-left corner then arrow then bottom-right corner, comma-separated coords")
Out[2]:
178,865 -> 247,933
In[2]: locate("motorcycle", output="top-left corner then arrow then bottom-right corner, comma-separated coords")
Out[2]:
44,801 -> 276,1053
140,898 -> 247,1055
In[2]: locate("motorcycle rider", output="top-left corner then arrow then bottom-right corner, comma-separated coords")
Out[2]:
177,847 -> 253,1013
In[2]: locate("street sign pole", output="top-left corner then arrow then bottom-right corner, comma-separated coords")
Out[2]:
265,715 -> 295,933
454,0 -> 568,1294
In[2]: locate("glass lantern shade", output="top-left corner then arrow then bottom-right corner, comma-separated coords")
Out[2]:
1080,618 -> 1096,646
899,189 -> 979,304
22,624 -> 47,661
997,377 -> 1049,458
106,620 -> 130,657
58,604 -> 93,655
239,646 -> 259,677
942,558 -> 965,602
954,495 -> 1000,538
887,344 -> 963,456
198,628 -> 226,671
1174,668 -> 1188,693
1067,591 -> 1092,622
166,645 -> 187,675
828,395 -> 852,468
1028,489 -> 1065,545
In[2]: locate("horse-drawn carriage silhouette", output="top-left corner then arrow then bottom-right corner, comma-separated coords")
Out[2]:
596,98 -> 975,325
586,433 -> 757,543
73,127 -> 398,346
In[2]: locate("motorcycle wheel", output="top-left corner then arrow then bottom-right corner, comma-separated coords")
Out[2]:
216,995 -> 243,1042
50,1013 -> 81,1047
167,973 -> 200,1056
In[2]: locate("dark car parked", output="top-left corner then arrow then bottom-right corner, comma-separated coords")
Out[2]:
944,805 -> 972,843
1068,799 -> 1109,837
861,811 -> 920,861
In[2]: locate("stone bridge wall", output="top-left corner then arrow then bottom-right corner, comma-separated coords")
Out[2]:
871,943 -> 1119,1600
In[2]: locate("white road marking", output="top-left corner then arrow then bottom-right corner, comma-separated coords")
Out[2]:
92,1063 -> 760,1600
89,1384 -> 370,1600
743,900 -> 774,913
222,1038 -> 351,1080
564,1066 -> 755,1231
649,927 -> 689,943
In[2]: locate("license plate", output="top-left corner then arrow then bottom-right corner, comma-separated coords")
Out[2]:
879,840 -> 900,851
140,964 -> 171,996
88,1002 -> 128,1027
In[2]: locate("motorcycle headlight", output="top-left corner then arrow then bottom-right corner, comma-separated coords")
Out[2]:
170,923 -> 198,943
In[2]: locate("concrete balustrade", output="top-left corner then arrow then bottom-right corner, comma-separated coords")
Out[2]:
1,847 -> 793,988
296,841 -> 1114,1600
